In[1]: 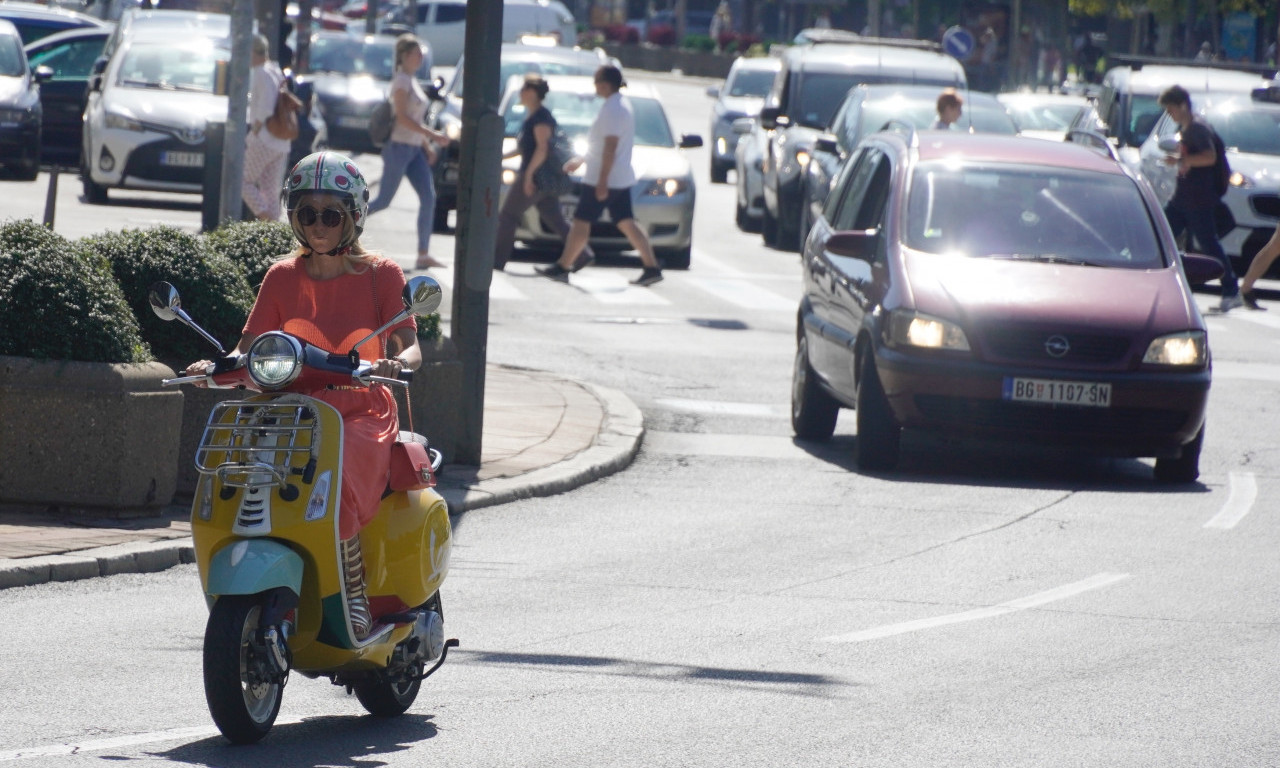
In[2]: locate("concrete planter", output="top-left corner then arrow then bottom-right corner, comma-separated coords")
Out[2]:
0,355 -> 183,513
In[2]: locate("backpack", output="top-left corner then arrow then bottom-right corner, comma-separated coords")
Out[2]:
369,97 -> 394,147
265,79 -> 302,142
1209,125 -> 1230,199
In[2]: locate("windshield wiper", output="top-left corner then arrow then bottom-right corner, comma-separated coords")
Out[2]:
119,79 -> 207,93
986,253 -> 1098,267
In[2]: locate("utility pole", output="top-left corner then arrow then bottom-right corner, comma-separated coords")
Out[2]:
365,0 -> 379,34
451,0 -> 504,465
866,0 -> 880,37
220,0 -> 254,226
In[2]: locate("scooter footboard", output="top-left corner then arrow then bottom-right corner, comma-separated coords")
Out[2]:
205,539 -> 304,599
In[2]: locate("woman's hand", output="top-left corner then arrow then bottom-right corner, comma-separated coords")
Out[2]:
523,173 -> 535,197
372,357 -> 411,379
564,156 -> 583,174
183,360 -> 212,387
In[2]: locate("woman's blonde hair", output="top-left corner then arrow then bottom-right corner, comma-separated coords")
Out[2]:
393,34 -> 422,72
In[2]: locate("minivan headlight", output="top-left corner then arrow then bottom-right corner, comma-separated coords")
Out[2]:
248,332 -> 303,388
884,310 -> 971,351
1143,331 -> 1207,366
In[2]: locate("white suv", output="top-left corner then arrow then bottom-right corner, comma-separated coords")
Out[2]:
386,0 -> 576,67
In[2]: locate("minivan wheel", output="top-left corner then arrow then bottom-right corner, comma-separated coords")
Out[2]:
792,336 -> 839,440
762,206 -> 778,247
855,352 -> 900,471
1154,426 -> 1203,484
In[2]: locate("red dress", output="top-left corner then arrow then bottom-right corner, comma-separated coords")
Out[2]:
243,255 -> 416,539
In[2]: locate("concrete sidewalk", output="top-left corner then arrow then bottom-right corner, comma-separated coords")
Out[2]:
0,364 -> 642,590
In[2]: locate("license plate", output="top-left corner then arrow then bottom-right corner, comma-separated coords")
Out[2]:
1003,377 -> 1111,407
337,115 -> 369,129
161,151 -> 203,168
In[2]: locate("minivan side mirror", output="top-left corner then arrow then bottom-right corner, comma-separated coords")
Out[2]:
825,229 -> 879,262
679,133 -> 703,149
814,134 -> 838,156
759,106 -> 781,130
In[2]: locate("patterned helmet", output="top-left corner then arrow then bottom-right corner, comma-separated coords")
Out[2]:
281,151 -> 369,252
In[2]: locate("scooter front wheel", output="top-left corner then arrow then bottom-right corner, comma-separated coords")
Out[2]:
203,596 -> 285,744
352,665 -> 423,717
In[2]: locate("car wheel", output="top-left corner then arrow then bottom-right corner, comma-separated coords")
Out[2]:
798,197 -> 813,251
710,160 -> 728,184
659,245 -> 691,270
14,147 -> 39,182
736,201 -> 760,233
855,351 -> 900,471
82,172 -> 108,204
1154,425 -> 1203,484
792,335 -> 839,440
775,202 -> 800,252
762,205 -> 778,247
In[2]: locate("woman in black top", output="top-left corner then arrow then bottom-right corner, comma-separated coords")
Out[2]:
493,75 -> 589,271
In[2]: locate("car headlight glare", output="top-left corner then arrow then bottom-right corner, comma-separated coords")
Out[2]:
1228,171 -> 1253,189
1143,331 -> 1206,366
644,178 -> 688,197
247,332 -> 304,388
501,168 -> 518,185
795,149 -> 811,168
444,119 -> 462,141
104,110 -> 144,131
885,310 -> 970,351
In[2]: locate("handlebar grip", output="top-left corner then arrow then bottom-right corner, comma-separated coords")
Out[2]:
397,369 -> 414,383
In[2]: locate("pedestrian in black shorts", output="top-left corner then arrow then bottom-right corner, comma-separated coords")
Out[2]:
536,65 -> 664,286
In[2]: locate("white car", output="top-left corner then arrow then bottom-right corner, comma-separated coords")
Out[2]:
1137,86 -> 1280,277
997,91 -> 1088,141
706,55 -> 778,183
81,31 -> 228,202
497,75 -> 702,269
732,115 -> 766,232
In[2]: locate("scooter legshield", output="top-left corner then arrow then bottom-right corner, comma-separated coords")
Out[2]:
206,539 -> 304,599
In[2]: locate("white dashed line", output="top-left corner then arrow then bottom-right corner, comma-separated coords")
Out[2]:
1203,471 -> 1258,530
822,572 -> 1131,643
0,718 -> 296,761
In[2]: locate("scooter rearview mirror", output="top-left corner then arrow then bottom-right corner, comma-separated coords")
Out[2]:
404,275 -> 443,316
148,281 -> 180,322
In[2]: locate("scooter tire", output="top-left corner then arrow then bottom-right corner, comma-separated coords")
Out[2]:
203,596 -> 283,744
353,667 -> 423,717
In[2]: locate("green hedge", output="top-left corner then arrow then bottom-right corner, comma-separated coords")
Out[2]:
0,219 -> 150,364
80,225 -> 254,366
203,219 -> 296,290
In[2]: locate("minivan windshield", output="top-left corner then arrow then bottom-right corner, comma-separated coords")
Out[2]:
905,162 -> 1164,269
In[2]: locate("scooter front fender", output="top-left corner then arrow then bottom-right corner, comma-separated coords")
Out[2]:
206,539 -> 304,599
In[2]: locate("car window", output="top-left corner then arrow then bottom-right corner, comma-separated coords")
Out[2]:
1004,102 -> 1083,132
1126,94 -> 1162,145
831,147 -> 885,230
502,92 -> 675,147
904,162 -> 1164,269
1209,109 -> 1280,156
856,99 -> 1017,143
26,35 -> 105,78
435,4 -> 466,23
0,33 -> 25,76
822,146 -> 862,222
726,68 -> 773,98
791,72 -> 859,128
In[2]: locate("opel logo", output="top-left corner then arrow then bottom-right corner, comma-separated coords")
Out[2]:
176,126 -> 205,145
1044,335 -> 1070,358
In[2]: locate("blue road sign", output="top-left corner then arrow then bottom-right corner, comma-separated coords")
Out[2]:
943,25 -> 975,60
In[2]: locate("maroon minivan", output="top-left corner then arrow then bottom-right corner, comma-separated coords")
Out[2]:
791,131 -> 1223,483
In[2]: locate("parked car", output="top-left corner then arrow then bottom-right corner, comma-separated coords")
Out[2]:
23,24 -> 110,165
706,54 -> 778,183
385,0 -> 575,66
733,115 -> 766,231
81,30 -> 228,201
496,74 -> 702,268
428,42 -> 612,223
0,17 -> 46,179
997,91 -> 1088,141
1136,85 -> 1280,277
801,84 -> 1019,242
758,39 -> 965,251
792,129 -> 1220,482
0,0 -> 108,44
305,30 -> 430,155
1066,61 -> 1270,170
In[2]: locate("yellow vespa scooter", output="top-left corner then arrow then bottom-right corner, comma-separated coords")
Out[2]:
152,275 -> 457,744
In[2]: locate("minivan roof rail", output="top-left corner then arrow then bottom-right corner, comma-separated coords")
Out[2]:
1109,53 -> 1276,79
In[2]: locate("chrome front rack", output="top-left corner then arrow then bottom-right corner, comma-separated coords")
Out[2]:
195,398 -> 320,490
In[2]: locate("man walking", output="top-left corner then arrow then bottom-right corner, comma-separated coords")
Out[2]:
536,65 -> 664,287
242,34 -> 292,221
1158,85 -> 1240,311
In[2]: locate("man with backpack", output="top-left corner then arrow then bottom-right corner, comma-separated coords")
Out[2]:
1158,84 -> 1240,312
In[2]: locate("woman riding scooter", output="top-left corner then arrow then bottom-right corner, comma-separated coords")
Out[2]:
185,150 -> 420,638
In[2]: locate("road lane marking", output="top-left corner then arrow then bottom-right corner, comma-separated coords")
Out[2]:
1227,311 -> 1280,331
571,272 -> 671,305
688,277 -> 797,313
654,398 -> 783,417
1211,361 -> 1280,383
822,572 -> 1131,643
427,269 -> 528,301
0,718 -> 299,761
1204,471 -> 1258,529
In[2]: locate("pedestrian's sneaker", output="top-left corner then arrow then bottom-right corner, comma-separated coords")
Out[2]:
631,267 -> 663,287
535,263 -> 570,282
1218,293 -> 1245,313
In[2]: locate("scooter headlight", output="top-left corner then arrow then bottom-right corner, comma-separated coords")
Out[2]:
247,332 -> 303,389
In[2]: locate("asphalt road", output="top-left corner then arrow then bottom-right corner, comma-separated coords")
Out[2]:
0,72 -> 1278,766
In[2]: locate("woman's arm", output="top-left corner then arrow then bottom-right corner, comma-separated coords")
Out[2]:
391,82 -> 447,144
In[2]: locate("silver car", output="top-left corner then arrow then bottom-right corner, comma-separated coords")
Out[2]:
733,115 -> 766,231
706,55 -> 778,184
497,75 -> 702,269
1137,87 -> 1280,277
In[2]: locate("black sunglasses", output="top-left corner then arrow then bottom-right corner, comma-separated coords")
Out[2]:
296,206 -> 345,228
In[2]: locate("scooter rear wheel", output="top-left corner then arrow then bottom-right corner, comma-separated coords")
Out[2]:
353,664 -> 423,717
203,596 -> 284,744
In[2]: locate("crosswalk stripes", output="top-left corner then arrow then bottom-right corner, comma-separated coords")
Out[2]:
686,276 -> 798,313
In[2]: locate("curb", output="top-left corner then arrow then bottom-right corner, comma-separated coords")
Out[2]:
0,381 -> 642,591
